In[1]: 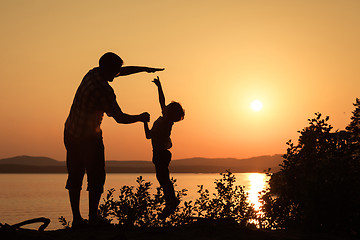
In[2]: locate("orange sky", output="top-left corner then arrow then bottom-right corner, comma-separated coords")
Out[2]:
1,1 -> 359,161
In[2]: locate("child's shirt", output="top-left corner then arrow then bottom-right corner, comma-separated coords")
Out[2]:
150,116 -> 173,151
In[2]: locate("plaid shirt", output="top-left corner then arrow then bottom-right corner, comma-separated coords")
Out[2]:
65,67 -> 122,138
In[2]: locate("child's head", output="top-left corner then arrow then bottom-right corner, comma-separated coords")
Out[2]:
163,101 -> 185,122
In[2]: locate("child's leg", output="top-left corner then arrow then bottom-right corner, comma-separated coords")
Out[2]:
153,150 -> 177,204
153,150 -> 180,219
155,164 -> 176,204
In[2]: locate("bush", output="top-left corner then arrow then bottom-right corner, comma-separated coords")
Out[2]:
94,171 -> 255,228
98,176 -> 191,227
260,111 -> 360,233
193,171 -> 255,226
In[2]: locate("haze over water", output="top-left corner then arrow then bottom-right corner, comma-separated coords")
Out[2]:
0,173 -> 268,230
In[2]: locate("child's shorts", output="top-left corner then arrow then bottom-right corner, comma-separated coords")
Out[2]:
152,149 -> 171,167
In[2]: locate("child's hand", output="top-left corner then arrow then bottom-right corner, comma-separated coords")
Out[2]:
139,112 -> 150,122
152,76 -> 161,87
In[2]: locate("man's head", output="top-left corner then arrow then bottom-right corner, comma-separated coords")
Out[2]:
163,101 -> 185,123
99,52 -> 123,81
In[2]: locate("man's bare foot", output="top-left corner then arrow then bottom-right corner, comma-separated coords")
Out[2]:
71,218 -> 88,230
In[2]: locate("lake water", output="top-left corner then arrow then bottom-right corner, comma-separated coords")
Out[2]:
0,173 -> 269,230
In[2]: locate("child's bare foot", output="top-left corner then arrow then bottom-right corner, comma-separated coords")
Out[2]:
158,199 -> 180,219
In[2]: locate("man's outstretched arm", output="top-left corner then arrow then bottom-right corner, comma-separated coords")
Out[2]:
116,66 -> 164,77
103,93 -> 150,123
113,112 -> 150,124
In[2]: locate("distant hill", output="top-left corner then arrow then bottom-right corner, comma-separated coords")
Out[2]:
0,155 -> 63,166
0,155 -> 284,173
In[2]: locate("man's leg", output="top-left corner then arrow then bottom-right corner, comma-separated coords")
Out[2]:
89,191 -> 102,223
64,132 -> 86,225
68,189 -> 82,223
86,135 -> 106,224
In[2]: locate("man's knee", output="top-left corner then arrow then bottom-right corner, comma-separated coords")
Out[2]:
66,170 -> 85,191
87,171 -> 106,193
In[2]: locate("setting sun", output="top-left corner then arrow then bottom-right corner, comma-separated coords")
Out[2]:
251,100 -> 263,112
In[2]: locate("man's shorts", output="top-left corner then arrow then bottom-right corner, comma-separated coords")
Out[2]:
64,132 -> 105,193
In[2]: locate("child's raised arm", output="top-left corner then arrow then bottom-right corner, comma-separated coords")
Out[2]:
152,76 -> 166,111
143,122 -> 152,139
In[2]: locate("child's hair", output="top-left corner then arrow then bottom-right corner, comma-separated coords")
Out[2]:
166,101 -> 185,122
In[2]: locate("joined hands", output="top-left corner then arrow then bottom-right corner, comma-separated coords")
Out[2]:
140,112 -> 150,122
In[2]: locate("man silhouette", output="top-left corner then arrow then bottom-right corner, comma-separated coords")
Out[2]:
64,52 -> 163,228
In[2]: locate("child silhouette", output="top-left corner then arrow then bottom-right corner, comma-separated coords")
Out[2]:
144,76 -> 185,219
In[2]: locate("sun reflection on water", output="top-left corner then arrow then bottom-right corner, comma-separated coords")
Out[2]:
247,173 -> 267,211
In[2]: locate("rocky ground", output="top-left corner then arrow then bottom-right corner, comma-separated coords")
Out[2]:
1,222 -> 357,240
